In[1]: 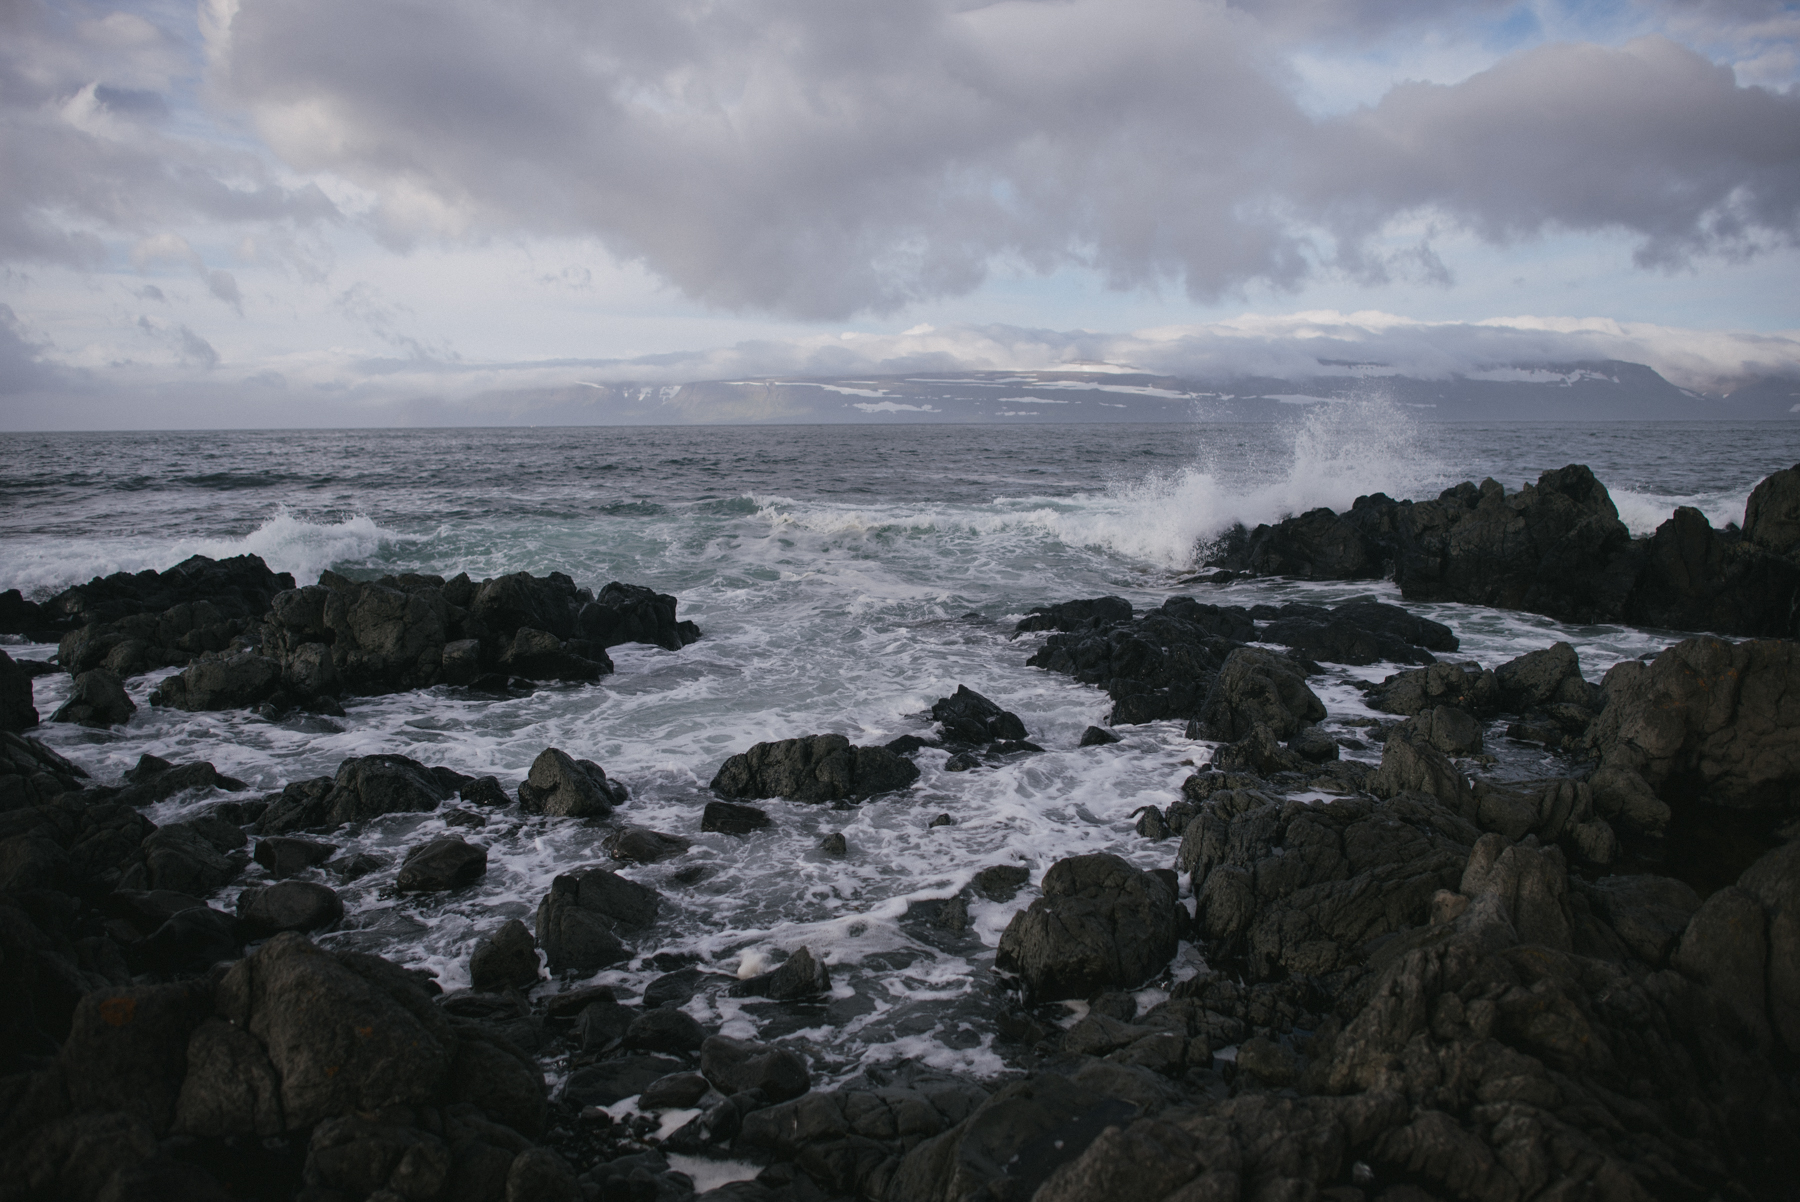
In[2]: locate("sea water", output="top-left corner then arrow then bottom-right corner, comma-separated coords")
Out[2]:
3,407 -> 1796,1084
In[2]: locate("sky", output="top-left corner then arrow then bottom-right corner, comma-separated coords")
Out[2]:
2,0 -> 1799,426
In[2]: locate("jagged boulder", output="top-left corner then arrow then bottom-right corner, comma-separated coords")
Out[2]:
0,649 -> 38,731
148,650 -> 283,712
50,669 -> 136,728
516,748 -> 625,818
534,867 -> 660,975
710,733 -> 919,803
996,854 -> 1181,1002
1192,647 -> 1325,742
930,685 -> 1028,744
255,754 -> 451,834
1025,597 -> 1251,724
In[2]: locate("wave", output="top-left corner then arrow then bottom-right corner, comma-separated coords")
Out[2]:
1610,487 -> 1753,538
1,507 -> 409,598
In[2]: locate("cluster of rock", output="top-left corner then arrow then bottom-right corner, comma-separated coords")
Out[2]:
1206,461 -> 1800,636
0,553 -> 704,727
1020,595 -> 1453,724
152,568 -> 701,714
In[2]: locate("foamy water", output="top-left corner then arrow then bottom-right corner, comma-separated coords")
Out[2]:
4,415 -> 1795,1081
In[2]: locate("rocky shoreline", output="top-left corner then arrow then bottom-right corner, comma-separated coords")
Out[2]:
0,463 -> 1796,1202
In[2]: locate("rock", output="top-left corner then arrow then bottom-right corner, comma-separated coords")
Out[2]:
49,668 -> 136,728
644,967 -> 706,1009
470,919 -> 541,991
1739,840 -> 1800,1055
562,1054 -> 688,1107
132,905 -> 244,975
1367,726 -> 1473,815
930,684 -> 1029,743
517,747 -> 626,817
173,1017 -> 287,1138
236,880 -> 345,935
218,933 -> 454,1127
499,625 -> 610,682
1026,596 -> 1253,724
1015,596 -> 1134,633
1494,641 -> 1596,711
459,774 -> 510,807
256,753 -> 452,833
506,1147 -> 579,1202
709,733 -> 920,803
1578,873 -> 1699,966
732,946 -> 831,1001
605,826 -> 691,863
625,1007 -> 706,1053
1192,647 -> 1325,741
252,836 -> 337,878
1212,722 -> 1307,776
109,755 -> 248,808
1258,599 -> 1456,667
1287,725 -> 1340,762
123,823 -> 242,896
0,648 -> 38,731
534,869 -> 658,975
971,864 -> 1031,901
32,553 -> 293,632
1209,501 -> 1395,580
1413,704 -> 1484,756
1079,725 -> 1120,746
1744,463 -> 1800,555
148,650 -> 284,711
574,997 -> 635,1051
1672,885 -> 1771,1048
820,832 -> 848,855
699,1035 -> 811,1103
640,1071 -> 714,1110
701,800 -> 771,834
944,751 -> 980,772
577,581 -> 703,651
1585,636 -> 1800,818
395,836 -> 488,891
995,853 -> 1181,1002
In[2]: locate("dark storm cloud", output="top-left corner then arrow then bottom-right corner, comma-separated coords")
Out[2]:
211,0 -> 1800,318
0,0 -> 339,267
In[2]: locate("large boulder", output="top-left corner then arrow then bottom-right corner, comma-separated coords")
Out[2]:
995,854 -> 1181,1002
470,919 -> 541,992
1585,636 -> 1800,816
1744,463 -> 1800,556
534,868 -> 660,975
1257,599 -> 1456,668
395,836 -> 487,891
50,669 -> 136,728
710,734 -> 919,803
236,881 -> 345,935
1025,597 -> 1252,724
516,748 -> 625,818
1193,647 -> 1325,741
576,581 -> 702,651
148,650 -> 283,712
255,754 -> 452,834
930,685 -> 1028,744
31,554 -> 294,632
0,648 -> 39,731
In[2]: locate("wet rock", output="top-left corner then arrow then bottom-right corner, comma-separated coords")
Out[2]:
499,625 -> 610,682
0,648 -> 38,731
1411,704 -> 1484,756
1287,725 -> 1340,763
820,832 -> 848,856
574,996 -> 635,1051
1026,596 -> 1252,724
972,863 -> 1032,901
460,774 -> 511,807
256,753 -> 452,834
577,580 -> 703,651
131,904 -> 244,976
122,822 -> 242,896
517,747 -> 626,818
996,853 -> 1181,1002
710,733 -> 920,803
625,1007 -> 707,1053
236,880 -> 345,935
944,751 -> 980,772
470,919 -> 541,991
644,967 -> 706,1009
732,946 -> 831,1000
1192,647 -> 1326,742
1016,596 -> 1134,633
395,836 -> 488,892
1367,725 -> 1474,815
1585,636 -> 1800,820
701,800 -> 771,834
108,754 -> 247,808
1369,659 -> 1500,717
1079,725 -> 1120,746
49,669 -> 135,727
252,836 -> 337,878
505,1147 -> 579,1202
173,1016 -> 287,1139
640,1071 -> 713,1110
534,869 -> 658,975
930,684 -> 1029,744
605,825 -> 691,863
148,649 -> 284,711
562,1054 -> 688,1107
1211,722 -> 1307,776
700,1035 -> 811,1102
1258,599 -> 1456,667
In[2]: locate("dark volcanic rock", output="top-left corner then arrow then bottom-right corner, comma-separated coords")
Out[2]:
252,836 -> 337,878
30,553 -> 294,632
1015,596 -> 1134,633
732,945 -> 831,1000
699,1035 -> 811,1103
1258,599 -> 1456,667
395,836 -> 488,891
49,669 -> 136,728
534,868 -> 659,975
255,753 -> 451,834
577,581 -> 703,651
149,650 -> 283,712
972,863 -> 1032,901
469,918 -> 542,991
108,755 -> 247,808
516,747 -> 626,817
1025,596 -> 1252,724
1,648 -> 40,731
235,880 -> 345,934
996,853 -> 1181,1002
604,825 -> 692,863
1192,646 -> 1326,742
702,800 -> 770,834
930,684 -> 1029,744
1206,491 -> 1403,581
710,733 -> 920,803
625,1007 -> 706,1053
1369,659 -> 1500,717
1587,636 -> 1800,821
1078,725 -> 1120,746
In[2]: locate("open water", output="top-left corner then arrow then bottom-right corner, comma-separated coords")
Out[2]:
2,405 -> 1796,1086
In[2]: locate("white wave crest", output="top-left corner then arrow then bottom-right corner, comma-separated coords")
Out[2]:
1610,487 -> 1752,537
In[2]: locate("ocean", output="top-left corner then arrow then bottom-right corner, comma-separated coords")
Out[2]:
4,405 -> 1797,1086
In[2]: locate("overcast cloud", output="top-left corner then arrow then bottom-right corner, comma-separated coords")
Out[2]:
1,0 -> 1797,423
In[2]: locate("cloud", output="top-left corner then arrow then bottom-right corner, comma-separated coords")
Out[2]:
0,0 -> 340,268
179,326 -> 221,369
0,303 -> 61,394
202,0 -> 1800,319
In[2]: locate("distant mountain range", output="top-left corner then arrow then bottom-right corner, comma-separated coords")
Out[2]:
470,359 -> 1800,424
